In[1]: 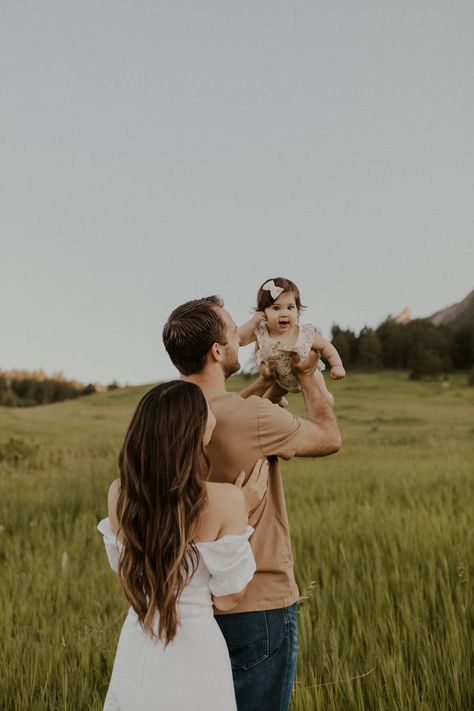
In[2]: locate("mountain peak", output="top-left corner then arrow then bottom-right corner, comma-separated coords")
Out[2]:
393,307 -> 411,324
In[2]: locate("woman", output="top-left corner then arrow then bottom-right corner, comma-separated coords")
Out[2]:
97,380 -> 268,710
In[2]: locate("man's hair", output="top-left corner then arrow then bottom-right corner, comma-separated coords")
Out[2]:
162,296 -> 227,375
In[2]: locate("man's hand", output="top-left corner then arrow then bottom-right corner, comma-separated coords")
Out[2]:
234,459 -> 269,517
258,359 -> 277,387
291,349 -> 320,383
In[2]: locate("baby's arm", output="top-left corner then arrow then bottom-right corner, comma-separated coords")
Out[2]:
237,312 -> 266,346
312,333 -> 346,379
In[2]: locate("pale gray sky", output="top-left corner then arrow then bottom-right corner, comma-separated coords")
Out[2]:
2,1 -> 473,384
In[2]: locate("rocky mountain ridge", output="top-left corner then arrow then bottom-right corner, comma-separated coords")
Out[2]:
429,289 -> 474,328
393,289 -> 474,329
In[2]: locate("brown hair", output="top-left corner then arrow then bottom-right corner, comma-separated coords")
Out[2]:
256,277 -> 305,313
116,380 -> 209,645
162,296 -> 227,375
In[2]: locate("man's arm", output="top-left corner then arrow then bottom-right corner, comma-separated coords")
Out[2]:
239,374 -> 273,399
292,351 -> 342,456
239,364 -> 287,403
256,350 -> 341,461
239,360 -> 277,400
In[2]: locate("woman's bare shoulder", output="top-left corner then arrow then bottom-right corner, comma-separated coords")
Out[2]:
107,478 -> 120,504
205,481 -> 244,507
195,482 -> 245,541
206,482 -> 246,526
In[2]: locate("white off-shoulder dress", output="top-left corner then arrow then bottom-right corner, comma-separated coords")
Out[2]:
97,518 -> 256,711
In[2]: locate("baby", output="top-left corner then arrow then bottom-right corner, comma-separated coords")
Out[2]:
238,277 -> 346,406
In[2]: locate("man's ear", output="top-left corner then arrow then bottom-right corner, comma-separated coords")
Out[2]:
210,342 -> 223,362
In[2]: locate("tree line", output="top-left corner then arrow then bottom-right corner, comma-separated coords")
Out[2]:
2,318 -> 473,407
330,319 -> 474,379
0,371 -> 98,407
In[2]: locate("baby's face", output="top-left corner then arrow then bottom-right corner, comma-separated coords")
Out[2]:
265,291 -> 299,334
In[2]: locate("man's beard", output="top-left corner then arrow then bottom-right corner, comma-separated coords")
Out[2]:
222,345 -> 240,379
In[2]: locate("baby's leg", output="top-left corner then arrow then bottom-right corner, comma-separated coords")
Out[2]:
314,371 -> 334,407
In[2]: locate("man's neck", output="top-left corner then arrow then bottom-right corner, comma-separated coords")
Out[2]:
182,366 -> 227,400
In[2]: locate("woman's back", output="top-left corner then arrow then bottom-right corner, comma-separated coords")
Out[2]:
107,477 -> 247,540
98,483 -> 255,711
102,479 -> 253,616
96,381 -> 261,710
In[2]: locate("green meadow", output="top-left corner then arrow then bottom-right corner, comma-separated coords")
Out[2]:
0,372 -> 473,711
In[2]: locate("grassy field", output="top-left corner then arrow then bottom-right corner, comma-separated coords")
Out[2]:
0,372 -> 473,710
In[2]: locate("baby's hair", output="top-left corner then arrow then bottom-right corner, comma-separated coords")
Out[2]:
256,277 -> 305,313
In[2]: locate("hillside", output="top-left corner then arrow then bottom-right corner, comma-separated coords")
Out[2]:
429,288 -> 474,328
1,371 -> 473,711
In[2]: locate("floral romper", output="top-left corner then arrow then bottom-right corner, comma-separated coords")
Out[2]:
255,322 -> 325,392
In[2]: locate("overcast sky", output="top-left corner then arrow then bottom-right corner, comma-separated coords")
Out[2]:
2,1 -> 473,384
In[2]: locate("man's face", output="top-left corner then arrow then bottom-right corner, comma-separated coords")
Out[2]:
216,307 -> 240,378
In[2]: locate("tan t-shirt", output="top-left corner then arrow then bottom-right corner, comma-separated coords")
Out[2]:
207,392 -> 301,614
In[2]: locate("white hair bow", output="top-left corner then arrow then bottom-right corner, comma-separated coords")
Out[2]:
262,280 -> 284,300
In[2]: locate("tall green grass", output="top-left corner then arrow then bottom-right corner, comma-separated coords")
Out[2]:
0,372 -> 472,710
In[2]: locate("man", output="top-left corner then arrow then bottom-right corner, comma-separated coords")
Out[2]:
162,296 -> 341,711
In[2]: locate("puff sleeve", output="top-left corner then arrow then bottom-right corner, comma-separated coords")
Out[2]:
97,517 -> 123,573
197,526 -> 256,597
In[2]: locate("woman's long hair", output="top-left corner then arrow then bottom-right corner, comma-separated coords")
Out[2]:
116,381 -> 209,644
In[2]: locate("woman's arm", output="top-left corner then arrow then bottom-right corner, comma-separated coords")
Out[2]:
211,487 -> 250,611
312,333 -> 346,379
107,479 -> 121,536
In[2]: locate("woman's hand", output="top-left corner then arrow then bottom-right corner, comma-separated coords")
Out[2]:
234,459 -> 269,517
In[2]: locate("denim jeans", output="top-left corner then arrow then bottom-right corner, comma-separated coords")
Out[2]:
215,603 -> 299,711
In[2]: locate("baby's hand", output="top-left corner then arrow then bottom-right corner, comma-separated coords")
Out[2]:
330,365 -> 346,380
252,311 -> 266,326
237,311 -> 267,347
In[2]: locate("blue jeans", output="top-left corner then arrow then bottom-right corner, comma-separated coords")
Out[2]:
215,603 -> 299,711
